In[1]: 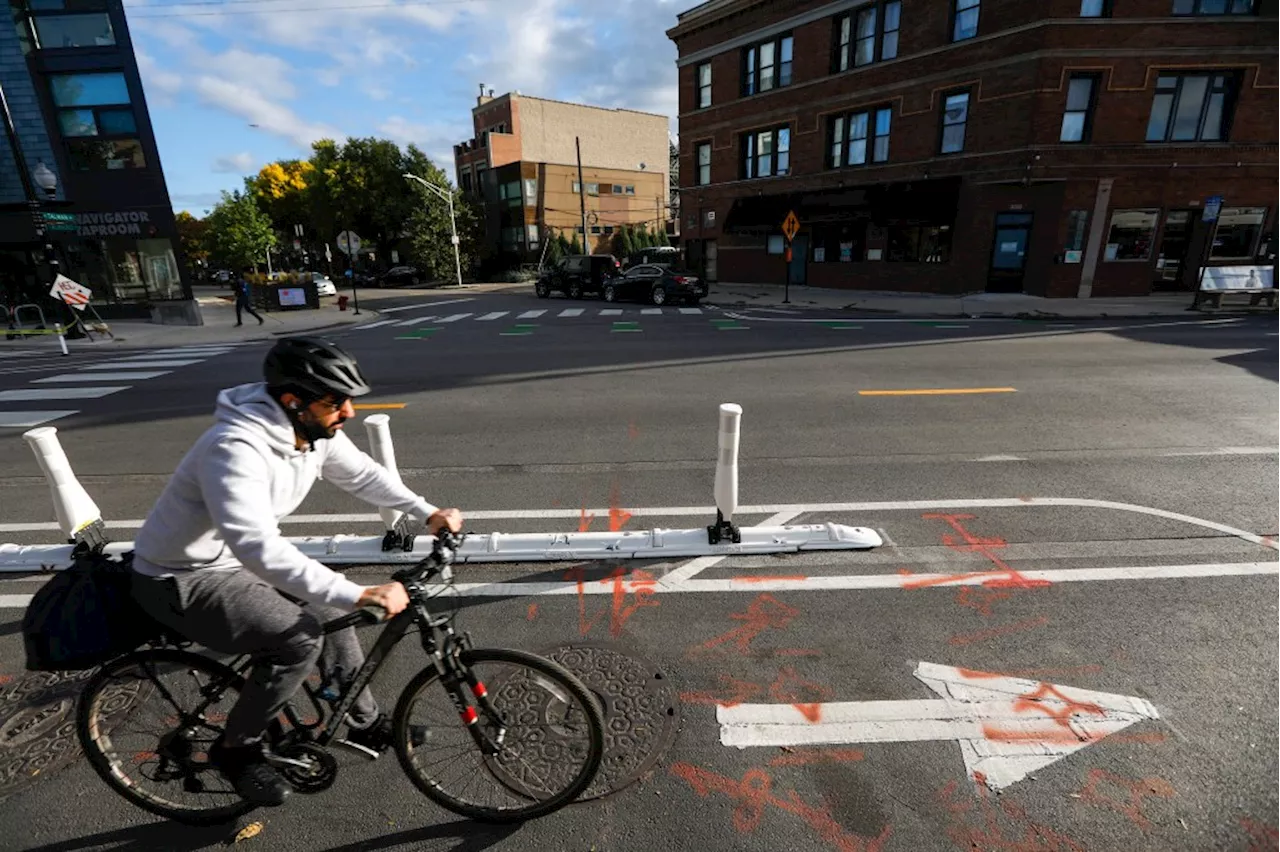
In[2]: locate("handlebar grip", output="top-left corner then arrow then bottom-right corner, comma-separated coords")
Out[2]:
359,604 -> 390,624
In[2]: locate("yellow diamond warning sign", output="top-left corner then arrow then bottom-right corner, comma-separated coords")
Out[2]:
782,210 -> 800,243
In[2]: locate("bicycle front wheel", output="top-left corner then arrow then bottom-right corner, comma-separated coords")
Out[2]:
77,648 -> 254,826
393,648 -> 605,823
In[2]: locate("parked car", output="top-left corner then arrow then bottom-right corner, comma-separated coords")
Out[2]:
602,264 -> 705,306
311,272 -> 336,296
623,246 -> 679,269
534,254 -> 621,299
379,265 -> 424,288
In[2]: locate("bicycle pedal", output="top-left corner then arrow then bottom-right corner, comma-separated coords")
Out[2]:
333,738 -> 381,760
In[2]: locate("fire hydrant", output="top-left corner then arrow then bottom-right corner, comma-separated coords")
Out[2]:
337,295 -> 349,311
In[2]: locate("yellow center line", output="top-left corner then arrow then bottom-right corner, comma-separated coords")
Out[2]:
352,403 -> 408,410
857,388 -> 1017,396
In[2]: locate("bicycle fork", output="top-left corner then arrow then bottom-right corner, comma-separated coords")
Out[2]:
437,658 -> 507,755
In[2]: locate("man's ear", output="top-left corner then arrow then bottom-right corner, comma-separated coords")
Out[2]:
280,392 -> 303,411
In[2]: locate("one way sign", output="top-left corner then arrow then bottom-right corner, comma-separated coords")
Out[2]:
717,662 -> 1161,791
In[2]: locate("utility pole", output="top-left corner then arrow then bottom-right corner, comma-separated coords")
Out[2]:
576,136 -> 588,251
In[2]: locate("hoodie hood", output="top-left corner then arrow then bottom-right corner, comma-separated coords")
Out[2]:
215,382 -> 300,456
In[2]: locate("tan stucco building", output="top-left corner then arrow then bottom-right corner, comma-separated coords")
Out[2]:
454,89 -> 671,258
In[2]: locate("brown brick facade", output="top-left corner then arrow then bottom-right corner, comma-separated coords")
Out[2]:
669,0 -> 1278,297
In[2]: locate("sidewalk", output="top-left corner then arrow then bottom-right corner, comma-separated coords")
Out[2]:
704,282 -> 1263,319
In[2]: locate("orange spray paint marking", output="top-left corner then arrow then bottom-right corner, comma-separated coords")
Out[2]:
947,616 -> 1049,646
768,748 -> 865,767
564,566 -> 659,638
955,585 -> 1012,617
526,603 -> 538,622
691,593 -> 801,656
1241,817 -> 1280,851
1014,682 -> 1105,729
1074,769 -> 1175,832
908,514 -> 1051,591
670,763 -> 893,852
768,667 -> 834,722
0,674 -> 13,687
578,505 -> 594,533
607,483 -> 632,531
939,776 -> 1086,852
958,665 -> 1104,681
627,422 -> 640,440
679,676 -> 764,708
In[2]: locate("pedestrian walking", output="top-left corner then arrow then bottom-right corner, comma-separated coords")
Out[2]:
235,266 -> 264,326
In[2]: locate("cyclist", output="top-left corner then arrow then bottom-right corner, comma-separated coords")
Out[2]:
130,336 -> 462,807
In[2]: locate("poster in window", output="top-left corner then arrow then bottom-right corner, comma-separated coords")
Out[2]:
814,247 -> 825,262
1104,243 -> 1119,261
1064,250 -> 1082,264
840,242 -> 853,262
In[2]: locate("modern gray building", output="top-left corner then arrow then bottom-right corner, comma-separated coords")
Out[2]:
1,0 -> 195,323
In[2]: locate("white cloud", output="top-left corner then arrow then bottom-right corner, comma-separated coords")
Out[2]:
135,49 -> 182,106
378,116 -> 466,170
193,76 -> 337,150
212,152 -> 256,174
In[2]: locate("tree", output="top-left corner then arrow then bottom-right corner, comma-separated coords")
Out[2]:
618,225 -> 635,257
174,211 -> 209,268
556,232 -> 572,258
204,190 -> 277,271
569,233 -> 582,254
545,229 -> 564,265
245,160 -> 313,236
633,224 -> 652,250
669,139 -> 679,229
405,176 -> 482,283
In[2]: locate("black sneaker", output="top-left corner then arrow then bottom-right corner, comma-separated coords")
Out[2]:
344,714 -> 431,755
208,738 -> 290,807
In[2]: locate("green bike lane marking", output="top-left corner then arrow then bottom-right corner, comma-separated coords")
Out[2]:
500,323 -> 539,337
396,327 -> 441,340
711,318 -> 749,331
612,321 -> 642,333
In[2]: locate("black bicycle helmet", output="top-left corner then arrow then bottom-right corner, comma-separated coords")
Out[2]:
263,337 -> 371,399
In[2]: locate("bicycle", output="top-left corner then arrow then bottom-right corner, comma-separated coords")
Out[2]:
76,531 -> 606,826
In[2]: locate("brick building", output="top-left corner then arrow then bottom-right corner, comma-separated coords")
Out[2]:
454,89 -> 670,261
667,0 -> 1277,297
1,0 -> 193,322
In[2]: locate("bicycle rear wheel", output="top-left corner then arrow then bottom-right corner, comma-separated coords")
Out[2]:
77,648 -> 254,826
393,648 -> 604,823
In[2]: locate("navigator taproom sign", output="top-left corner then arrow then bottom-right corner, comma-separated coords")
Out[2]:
75,211 -> 155,238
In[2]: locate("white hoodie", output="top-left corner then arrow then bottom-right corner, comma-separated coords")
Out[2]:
132,382 -> 438,610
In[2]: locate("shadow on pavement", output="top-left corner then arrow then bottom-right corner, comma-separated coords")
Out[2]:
315,818 -> 519,852
24,820 -> 232,852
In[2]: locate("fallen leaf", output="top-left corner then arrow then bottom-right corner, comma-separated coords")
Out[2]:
232,822 -> 263,843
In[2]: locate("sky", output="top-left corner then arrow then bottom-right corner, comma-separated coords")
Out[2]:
124,0 -> 684,214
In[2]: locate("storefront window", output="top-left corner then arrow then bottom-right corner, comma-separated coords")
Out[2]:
33,13 -> 114,48
71,236 -> 181,302
887,225 -> 952,262
1104,209 -> 1158,260
67,138 -> 145,170
1210,207 -> 1266,258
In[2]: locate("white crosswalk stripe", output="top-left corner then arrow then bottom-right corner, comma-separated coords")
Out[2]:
476,312 -> 509,321
437,313 -> 473,323
354,319 -> 400,330
85,359 -> 203,369
518,310 -> 546,319
0,411 -> 78,428
558,308 -> 584,317
0,386 -> 129,401
679,307 -> 703,315
395,316 -> 437,326
600,309 -> 623,316
34,371 -> 171,383
641,308 -> 662,315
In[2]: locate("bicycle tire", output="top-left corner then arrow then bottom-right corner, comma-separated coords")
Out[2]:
392,648 -> 605,823
77,648 -> 255,826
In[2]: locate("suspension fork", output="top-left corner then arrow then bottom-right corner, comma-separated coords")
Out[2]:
420,627 -> 507,754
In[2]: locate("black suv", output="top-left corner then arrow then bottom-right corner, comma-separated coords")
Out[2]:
535,254 -> 621,299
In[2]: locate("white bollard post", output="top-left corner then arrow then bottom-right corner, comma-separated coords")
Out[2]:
23,426 -> 102,540
362,414 -> 404,532
55,323 -> 68,356
714,403 -> 742,523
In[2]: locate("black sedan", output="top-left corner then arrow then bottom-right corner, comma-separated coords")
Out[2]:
378,265 -> 424,287
601,264 -> 705,306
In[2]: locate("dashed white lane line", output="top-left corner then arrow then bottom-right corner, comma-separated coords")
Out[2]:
33,371 -> 171,383
0,411 -> 78,428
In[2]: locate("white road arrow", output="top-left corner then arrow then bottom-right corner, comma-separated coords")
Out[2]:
717,662 -> 1160,791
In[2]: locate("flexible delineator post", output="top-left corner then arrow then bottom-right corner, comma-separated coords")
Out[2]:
362,414 -> 404,533
22,426 -> 102,542
714,404 -> 742,521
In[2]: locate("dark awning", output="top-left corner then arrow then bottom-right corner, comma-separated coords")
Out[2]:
723,176 -> 962,234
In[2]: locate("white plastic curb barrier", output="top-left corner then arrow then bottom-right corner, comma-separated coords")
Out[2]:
363,414 -> 403,532
0,403 -> 885,573
22,426 -> 101,540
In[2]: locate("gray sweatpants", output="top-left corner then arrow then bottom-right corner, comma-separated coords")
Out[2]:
132,567 -> 378,746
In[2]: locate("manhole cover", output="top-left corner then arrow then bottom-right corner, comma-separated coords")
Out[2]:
539,642 -> 679,801
0,669 -> 146,799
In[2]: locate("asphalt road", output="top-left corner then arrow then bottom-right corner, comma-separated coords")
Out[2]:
0,290 -> 1276,852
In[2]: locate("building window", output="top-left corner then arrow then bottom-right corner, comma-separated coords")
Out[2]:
32,11 -> 115,49
953,0 -> 980,41
696,142 -> 711,185
767,235 -> 785,255
460,171 -> 473,193
742,126 -> 790,179
1146,72 -> 1236,142
697,62 -> 712,108
1060,74 -> 1098,143
1104,209 -> 1158,261
1065,210 -> 1089,253
829,107 -> 891,168
939,90 -> 970,154
522,178 -> 537,205
603,225 -> 614,235
499,180 -> 521,206
572,181 -> 580,193
1080,0 -> 1111,15
590,225 -> 602,235
1210,207 -> 1266,258
743,34 -> 793,96
66,138 -> 144,170
526,224 -> 540,247
1172,0 -> 1255,14
887,225 -> 952,262
834,1 -> 901,72
625,185 -> 635,195
587,182 -> 599,196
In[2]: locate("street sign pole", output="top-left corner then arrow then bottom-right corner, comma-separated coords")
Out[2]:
338,230 -> 362,315
1191,194 -> 1223,311
781,210 -> 800,305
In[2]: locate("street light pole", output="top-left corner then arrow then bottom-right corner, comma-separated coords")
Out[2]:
403,172 -> 463,288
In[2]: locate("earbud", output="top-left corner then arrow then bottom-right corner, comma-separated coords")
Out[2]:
290,402 -> 301,410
